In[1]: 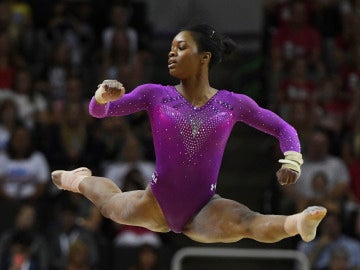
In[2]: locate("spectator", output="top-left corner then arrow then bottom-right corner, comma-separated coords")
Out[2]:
101,2 -> 138,56
277,57 -> 316,119
298,211 -> 360,270
281,130 -> 350,213
44,101 -> 103,173
349,209 -> 360,242
8,0 -> 33,42
46,0 -> 95,68
66,240 -> 91,270
47,201 -> 95,270
100,28 -> 145,90
127,244 -> 163,270
270,0 -> 323,101
271,0 -> 323,70
97,116 -> 130,162
0,230 -> 40,270
0,203 -> 48,270
300,171 -> 341,213
0,125 -> 50,202
103,134 -> 155,189
338,46 -> 360,101
342,114 -> 360,211
0,99 -> 21,151
325,246 -> 351,270
77,204 -> 112,270
0,32 -> 18,90
0,2 -> 11,35
11,68 -> 48,129
50,76 -> 89,125
0,125 -> 50,231
310,0 -> 342,71
315,75 -> 349,156
45,41 -> 74,99
285,101 -> 316,146
333,10 -> 360,72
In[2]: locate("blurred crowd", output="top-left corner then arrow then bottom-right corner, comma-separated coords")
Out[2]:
263,0 -> 360,269
0,0 -> 166,269
0,0 -> 360,269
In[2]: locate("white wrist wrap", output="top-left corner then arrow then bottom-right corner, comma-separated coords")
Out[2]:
278,151 -> 303,174
95,85 -> 107,104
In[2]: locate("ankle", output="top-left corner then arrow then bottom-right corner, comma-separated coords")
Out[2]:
61,168 -> 91,193
284,214 -> 300,237
68,174 -> 88,193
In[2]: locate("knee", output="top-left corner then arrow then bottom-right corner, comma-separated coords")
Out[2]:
216,210 -> 261,242
235,208 -> 260,228
214,209 -> 260,241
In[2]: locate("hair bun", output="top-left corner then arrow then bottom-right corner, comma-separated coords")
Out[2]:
221,36 -> 238,61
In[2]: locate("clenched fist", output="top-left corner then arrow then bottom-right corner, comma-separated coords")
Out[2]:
95,79 -> 125,104
276,167 -> 299,185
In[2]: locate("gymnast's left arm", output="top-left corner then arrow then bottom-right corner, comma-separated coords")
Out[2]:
233,93 -> 303,185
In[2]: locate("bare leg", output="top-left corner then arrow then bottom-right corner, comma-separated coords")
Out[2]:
183,196 -> 326,243
51,168 -> 170,233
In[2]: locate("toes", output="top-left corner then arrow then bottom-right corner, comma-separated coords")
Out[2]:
305,206 -> 327,218
51,170 -> 62,177
74,167 -> 92,176
51,170 -> 64,188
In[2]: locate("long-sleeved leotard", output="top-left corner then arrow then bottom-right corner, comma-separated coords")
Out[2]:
89,84 -> 300,233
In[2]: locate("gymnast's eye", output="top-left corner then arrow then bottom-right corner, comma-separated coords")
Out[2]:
178,41 -> 186,50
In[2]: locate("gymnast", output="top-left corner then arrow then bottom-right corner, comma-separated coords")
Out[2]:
51,24 -> 326,243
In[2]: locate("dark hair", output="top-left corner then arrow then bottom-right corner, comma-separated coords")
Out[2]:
6,124 -> 35,159
11,230 -> 34,248
181,24 -> 238,68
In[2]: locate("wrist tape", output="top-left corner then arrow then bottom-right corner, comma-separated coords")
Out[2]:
95,85 -> 107,104
278,151 -> 303,174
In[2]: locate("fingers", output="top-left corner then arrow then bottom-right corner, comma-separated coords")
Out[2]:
276,168 -> 299,185
102,81 -> 124,95
101,79 -> 123,90
95,80 -> 125,104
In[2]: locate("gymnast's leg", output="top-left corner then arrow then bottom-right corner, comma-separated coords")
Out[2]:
182,195 -> 326,243
51,167 -> 170,233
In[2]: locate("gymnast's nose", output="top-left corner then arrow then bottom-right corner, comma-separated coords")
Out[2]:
168,50 -> 176,58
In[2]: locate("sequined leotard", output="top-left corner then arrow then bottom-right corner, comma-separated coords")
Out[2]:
89,84 -> 300,233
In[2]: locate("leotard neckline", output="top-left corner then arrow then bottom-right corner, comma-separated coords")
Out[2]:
170,85 -> 220,110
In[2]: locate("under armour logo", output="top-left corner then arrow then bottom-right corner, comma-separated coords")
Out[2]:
151,172 -> 158,184
210,184 -> 217,191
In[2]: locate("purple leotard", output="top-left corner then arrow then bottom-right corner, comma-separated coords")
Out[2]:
89,84 -> 300,233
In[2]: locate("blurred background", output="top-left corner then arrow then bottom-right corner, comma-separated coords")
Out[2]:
0,0 -> 359,269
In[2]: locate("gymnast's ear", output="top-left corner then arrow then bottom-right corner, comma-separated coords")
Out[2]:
201,52 -> 211,63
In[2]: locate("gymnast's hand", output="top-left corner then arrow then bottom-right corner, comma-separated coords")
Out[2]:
276,167 -> 299,185
95,79 -> 125,104
276,151 -> 303,185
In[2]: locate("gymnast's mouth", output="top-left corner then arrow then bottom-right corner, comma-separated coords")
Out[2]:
168,59 -> 177,68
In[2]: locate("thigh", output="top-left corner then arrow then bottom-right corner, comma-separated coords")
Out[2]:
182,195 -> 258,243
105,186 -> 170,233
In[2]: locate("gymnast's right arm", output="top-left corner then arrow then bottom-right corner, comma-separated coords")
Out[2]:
88,80 -> 151,118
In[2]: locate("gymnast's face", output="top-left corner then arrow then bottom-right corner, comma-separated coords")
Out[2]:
168,31 -> 206,79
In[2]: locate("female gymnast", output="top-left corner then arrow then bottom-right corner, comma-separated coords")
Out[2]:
51,24 -> 326,244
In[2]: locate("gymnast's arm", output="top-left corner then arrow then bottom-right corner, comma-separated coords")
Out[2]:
232,93 -> 302,185
89,82 -> 152,118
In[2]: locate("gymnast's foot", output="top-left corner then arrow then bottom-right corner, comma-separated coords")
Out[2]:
298,206 -> 327,242
51,167 -> 92,193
